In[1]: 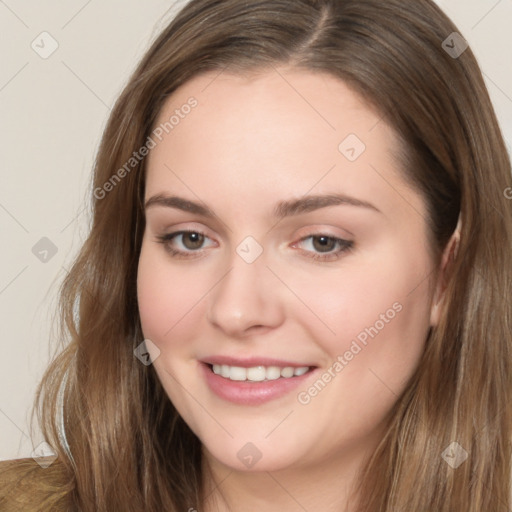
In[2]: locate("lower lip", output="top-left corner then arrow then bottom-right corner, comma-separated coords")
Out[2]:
200,362 -> 317,405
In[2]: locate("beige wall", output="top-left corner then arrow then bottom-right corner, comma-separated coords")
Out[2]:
1,0 -> 511,461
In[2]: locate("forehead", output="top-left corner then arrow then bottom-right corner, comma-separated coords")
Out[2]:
144,68 -> 424,222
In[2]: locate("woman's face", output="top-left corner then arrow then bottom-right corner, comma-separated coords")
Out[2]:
137,69 -> 442,473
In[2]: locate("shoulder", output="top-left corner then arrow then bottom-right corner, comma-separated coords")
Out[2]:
0,457 -> 74,511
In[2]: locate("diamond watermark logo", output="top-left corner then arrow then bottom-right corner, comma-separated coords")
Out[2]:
236,236 -> 263,264
31,441 -> 58,468
134,339 -> 161,366
31,31 -> 59,59
32,237 -> 58,263
441,441 -> 468,469
237,442 -> 262,468
442,32 -> 468,59
338,133 -> 366,162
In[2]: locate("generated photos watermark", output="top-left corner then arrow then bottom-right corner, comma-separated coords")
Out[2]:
297,301 -> 403,405
94,97 -> 198,200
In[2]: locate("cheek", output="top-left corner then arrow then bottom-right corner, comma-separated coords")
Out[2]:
288,264 -> 431,442
287,250 -> 432,383
137,242 -> 210,342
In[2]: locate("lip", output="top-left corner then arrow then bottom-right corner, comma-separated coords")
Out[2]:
199,361 -> 318,406
201,355 -> 315,368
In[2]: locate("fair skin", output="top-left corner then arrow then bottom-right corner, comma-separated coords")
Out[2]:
137,68 -> 452,511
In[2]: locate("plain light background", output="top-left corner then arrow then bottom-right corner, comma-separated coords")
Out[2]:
1,0 -> 511,462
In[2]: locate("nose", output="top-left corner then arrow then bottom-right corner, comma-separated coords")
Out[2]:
206,249 -> 285,338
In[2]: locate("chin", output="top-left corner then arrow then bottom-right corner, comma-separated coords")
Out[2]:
201,437 -> 307,473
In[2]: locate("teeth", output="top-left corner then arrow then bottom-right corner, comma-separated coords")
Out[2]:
266,366 -> 281,380
211,364 -> 310,382
246,366 -> 266,381
280,367 -> 294,378
221,364 -> 230,378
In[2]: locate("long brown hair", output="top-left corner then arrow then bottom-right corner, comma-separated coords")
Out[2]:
1,0 -> 511,510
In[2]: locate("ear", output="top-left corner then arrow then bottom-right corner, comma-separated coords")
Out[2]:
430,214 -> 462,327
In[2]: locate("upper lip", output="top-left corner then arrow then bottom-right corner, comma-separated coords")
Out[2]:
201,355 -> 316,368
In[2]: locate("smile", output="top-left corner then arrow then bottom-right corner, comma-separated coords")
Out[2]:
211,364 -> 310,382
201,362 -> 318,405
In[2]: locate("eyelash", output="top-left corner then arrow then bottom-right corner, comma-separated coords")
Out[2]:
156,230 -> 354,262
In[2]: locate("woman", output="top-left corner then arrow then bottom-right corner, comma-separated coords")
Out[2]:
1,0 -> 511,510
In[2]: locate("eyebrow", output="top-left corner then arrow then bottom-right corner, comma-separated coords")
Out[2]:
144,193 -> 381,218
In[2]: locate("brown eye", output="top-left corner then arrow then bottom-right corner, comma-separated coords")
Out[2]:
156,230 -> 215,258
311,235 -> 337,253
293,234 -> 354,262
182,232 -> 205,250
